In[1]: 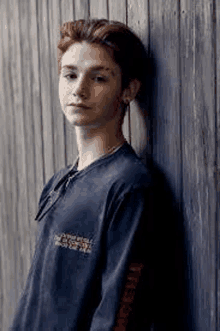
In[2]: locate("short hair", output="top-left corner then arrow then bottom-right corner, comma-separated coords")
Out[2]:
57,19 -> 148,100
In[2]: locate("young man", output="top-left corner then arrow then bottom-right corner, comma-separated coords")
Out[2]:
10,19 -> 157,330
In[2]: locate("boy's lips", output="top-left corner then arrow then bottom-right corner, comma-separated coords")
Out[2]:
69,103 -> 91,109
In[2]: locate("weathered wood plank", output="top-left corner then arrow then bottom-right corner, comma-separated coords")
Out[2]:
0,4 -> 15,330
108,0 -> 126,21
12,0 -> 32,276
37,0 -> 55,182
148,0 -> 180,195
48,0 -> 66,173
148,0 -> 184,328
19,0 -> 38,259
108,0 -> 130,145
0,7 -> 4,327
127,0 -> 150,159
11,0 -> 32,293
75,0 -> 89,20
60,0 -> 78,167
180,0 -> 216,329
216,0 -> 220,329
60,0 -> 74,21
1,0 -> 32,329
28,0 -> 44,227
90,0 -> 108,19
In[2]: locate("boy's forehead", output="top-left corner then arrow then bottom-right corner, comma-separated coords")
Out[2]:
61,42 -> 120,74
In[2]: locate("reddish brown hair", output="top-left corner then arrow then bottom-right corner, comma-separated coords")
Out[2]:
57,19 -> 147,97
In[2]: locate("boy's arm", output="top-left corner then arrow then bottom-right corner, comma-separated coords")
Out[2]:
89,186 -> 154,331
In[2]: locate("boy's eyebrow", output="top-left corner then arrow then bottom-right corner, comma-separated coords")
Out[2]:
61,65 -> 115,76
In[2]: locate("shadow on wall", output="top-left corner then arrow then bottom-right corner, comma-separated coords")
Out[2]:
136,47 -> 195,331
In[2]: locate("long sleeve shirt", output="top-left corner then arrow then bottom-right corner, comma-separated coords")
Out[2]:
9,141 -> 182,330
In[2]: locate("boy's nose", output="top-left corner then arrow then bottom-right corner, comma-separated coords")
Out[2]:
73,77 -> 90,99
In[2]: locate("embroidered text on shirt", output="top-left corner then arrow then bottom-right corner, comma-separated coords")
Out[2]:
54,233 -> 93,254
113,263 -> 144,331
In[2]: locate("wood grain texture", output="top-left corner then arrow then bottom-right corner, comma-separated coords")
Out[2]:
148,1 -> 184,328
75,0 -> 89,20
180,0 -> 216,329
216,0 -> 220,329
3,0 -> 32,329
90,0 -> 108,19
108,0 -> 130,145
108,0 -> 126,21
127,0 -> 150,159
148,0 -> 181,198
11,0 -> 32,295
19,0 -> 38,259
0,4 -> 14,330
37,0 -> 55,182
48,0 -> 66,173
60,0 -> 78,168
29,0 -> 44,212
0,6 -> 4,327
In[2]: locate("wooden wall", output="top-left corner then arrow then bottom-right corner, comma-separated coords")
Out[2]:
0,0 -> 219,330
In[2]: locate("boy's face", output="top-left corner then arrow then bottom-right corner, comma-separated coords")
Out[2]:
59,41 -> 124,129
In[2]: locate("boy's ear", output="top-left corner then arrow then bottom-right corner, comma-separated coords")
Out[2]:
122,79 -> 141,103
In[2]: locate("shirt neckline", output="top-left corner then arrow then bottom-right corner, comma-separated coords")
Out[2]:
68,141 -> 129,175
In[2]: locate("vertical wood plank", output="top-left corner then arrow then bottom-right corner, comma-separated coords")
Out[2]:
0,3 -> 16,329
60,0 -> 78,167
37,0 -> 55,182
3,0 -> 32,328
108,0 -> 126,21
0,7 -> 4,326
29,0 -> 44,214
148,0 -> 184,328
216,0 -> 220,329
108,0 -> 130,145
12,0 -> 32,297
5,0 -> 19,326
180,0 -> 216,329
48,0 -> 66,173
74,0 -> 89,20
148,0 -> 180,197
60,0 -> 74,22
12,0 -> 32,277
127,0 -> 150,159
19,0 -> 38,259
90,0 -> 108,19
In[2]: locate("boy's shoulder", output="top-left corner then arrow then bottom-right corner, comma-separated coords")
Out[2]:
99,143 -> 155,194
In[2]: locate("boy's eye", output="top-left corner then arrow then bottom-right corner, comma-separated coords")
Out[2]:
63,73 -> 108,83
65,74 -> 76,80
94,76 -> 107,82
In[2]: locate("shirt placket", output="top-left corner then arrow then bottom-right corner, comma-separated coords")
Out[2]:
65,171 -> 78,189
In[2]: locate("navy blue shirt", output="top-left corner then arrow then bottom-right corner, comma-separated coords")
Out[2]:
9,142 -> 156,330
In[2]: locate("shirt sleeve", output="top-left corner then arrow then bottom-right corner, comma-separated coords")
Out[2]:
89,185 -> 154,331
